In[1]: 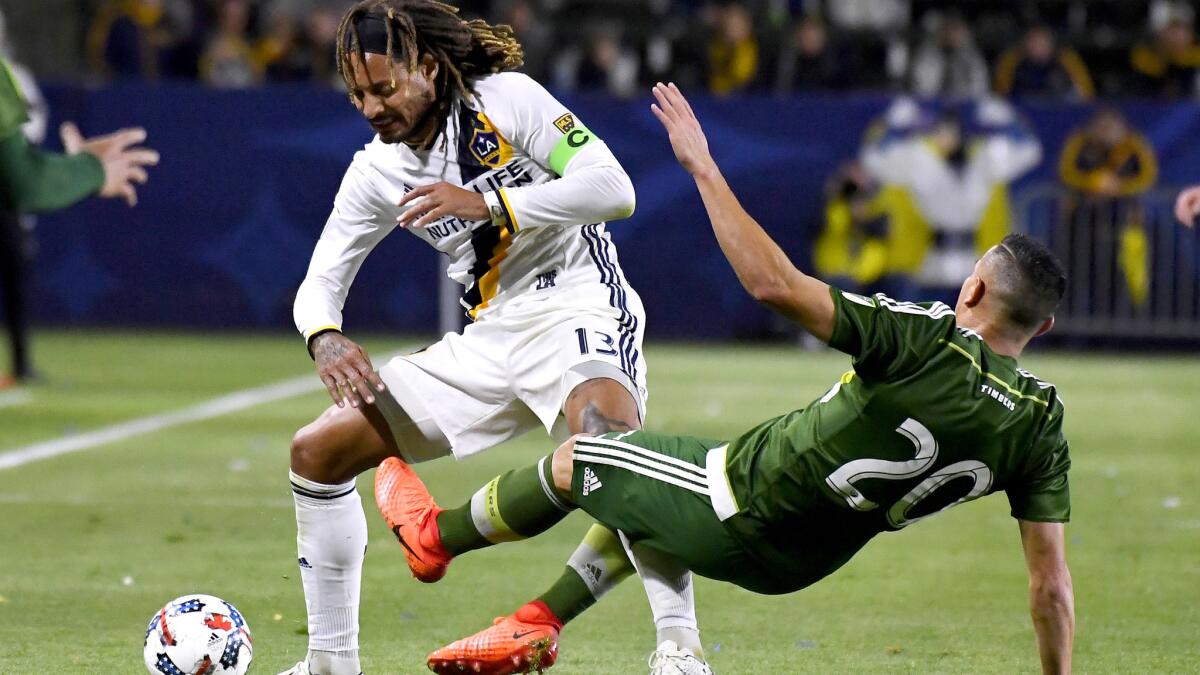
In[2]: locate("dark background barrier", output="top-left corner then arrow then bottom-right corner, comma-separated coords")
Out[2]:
30,84 -> 1200,339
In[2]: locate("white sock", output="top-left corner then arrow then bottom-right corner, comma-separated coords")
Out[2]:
617,532 -> 704,660
291,471 -> 366,675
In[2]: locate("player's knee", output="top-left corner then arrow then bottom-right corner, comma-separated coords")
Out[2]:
551,435 -> 581,493
290,413 -> 341,481
289,422 -> 323,477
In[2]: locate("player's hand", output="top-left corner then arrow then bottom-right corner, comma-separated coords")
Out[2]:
61,122 -> 160,207
310,331 -> 387,408
1174,184 -> 1200,228
396,181 -> 488,228
650,82 -> 717,178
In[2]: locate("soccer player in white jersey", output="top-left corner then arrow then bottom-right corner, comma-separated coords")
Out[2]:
282,2 -> 701,674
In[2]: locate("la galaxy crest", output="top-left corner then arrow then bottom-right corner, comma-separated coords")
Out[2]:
468,113 -> 513,167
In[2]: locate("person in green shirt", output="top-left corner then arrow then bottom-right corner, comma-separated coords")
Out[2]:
0,56 -> 158,385
379,83 -> 1074,675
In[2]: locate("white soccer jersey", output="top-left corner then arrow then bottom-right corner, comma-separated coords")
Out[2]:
294,71 -> 637,336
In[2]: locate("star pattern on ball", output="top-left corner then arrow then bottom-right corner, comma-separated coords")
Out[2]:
153,653 -> 186,675
144,613 -> 161,640
219,633 -> 244,669
221,600 -> 246,629
174,598 -> 206,614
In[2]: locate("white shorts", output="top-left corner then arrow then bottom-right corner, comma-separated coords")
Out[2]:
374,283 -> 648,461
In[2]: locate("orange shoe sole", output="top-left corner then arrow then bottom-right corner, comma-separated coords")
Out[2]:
427,636 -> 558,675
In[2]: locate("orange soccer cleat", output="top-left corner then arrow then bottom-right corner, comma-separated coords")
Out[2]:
427,601 -> 562,675
374,457 -> 451,583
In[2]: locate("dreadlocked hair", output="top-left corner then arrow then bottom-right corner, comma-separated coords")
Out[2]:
336,0 -> 524,109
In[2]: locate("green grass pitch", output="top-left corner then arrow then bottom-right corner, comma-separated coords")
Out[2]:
0,331 -> 1197,673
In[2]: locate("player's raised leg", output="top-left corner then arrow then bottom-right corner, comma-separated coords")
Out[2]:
465,379 -> 647,646
433,378 -> 649,642
420,435 -> 579,675
559,380 -> 703,661
425,425 -> 712,674
408,379 -> 658,675
377,377 -> 644,566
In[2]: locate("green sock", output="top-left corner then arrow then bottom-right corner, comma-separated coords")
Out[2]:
537,524 -> 634,624
436,455 -> 574,556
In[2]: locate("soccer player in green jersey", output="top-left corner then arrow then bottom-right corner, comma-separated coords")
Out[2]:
0,56 -> 157,385
385,83 -> 1073,675
0,58 -> 158,213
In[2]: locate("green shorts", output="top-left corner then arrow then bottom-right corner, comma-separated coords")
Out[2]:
570,430 -> 788,595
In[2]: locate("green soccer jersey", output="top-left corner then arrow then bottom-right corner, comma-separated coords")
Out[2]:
717,287 -> 1070,592
0,59 -> 30,140
0,57 -> 104,213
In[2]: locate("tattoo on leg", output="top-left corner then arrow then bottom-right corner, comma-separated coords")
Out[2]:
580,403 -> 634,435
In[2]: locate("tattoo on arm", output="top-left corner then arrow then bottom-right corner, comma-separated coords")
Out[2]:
580,404 -> 635,435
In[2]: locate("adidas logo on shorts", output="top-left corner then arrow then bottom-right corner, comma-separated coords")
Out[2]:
583,563 -> 603,584
581,467 -> 603,496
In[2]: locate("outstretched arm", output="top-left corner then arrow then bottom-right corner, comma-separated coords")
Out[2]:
0,124 -> 157,212
650,83 -> 834,342
1018,520 -> 1074,674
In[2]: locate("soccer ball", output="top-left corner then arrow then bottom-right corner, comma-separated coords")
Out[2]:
143,594 -> 253,674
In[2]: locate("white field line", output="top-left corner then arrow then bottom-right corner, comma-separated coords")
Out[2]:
0,350 -> 410,472
0,374 -> 320,471
0,493 -> 296,509
0,390 -> 33,409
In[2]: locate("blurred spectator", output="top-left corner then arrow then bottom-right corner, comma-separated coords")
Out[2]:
994,24 -> 1095,100
253,5 -> 313,82
0,14 -> 46,144
497,0 -> 553,83
200,0 -> 261,88
814,162 -> 889,290
1131,17 -> 1200,97
708,3 -> 759,95
775,15 -> 841,93
87,0 -> 171,79
862,98 -> 1042,301
305,6 -> 342,88
59,0 -> 1200,99
814,159 -> 933,296
1058,108 -> 1157,308
0,11 -> 43,387
1,57 -> 158,389
909,12 -> 989,98
826,0 -> 909,34
651,1 -> 712,91
553,24 -> 639,98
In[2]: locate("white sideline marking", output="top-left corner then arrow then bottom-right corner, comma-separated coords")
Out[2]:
0,350 -> 409,472
0,374 -> 321,471
0,390 -> 33,409
0,493 -> 295,509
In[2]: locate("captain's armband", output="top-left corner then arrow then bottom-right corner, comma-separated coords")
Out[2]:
548,113 -> 599,176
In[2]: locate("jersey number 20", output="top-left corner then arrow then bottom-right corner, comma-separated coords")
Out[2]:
824,418 -> 993,529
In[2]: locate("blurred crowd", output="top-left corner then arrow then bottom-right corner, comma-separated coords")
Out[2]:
63,0 -> 1200,98
814,98 -> 1158,317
